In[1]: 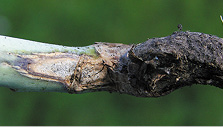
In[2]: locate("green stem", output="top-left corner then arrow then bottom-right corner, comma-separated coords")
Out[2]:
0,35 -> 99,92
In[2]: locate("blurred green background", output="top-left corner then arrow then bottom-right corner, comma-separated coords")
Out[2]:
0,0 -> 223,126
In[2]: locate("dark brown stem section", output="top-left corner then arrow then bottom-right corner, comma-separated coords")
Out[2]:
98,31 -> 223,97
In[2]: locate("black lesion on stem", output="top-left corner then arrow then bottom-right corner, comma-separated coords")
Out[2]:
115,31 -> 223,97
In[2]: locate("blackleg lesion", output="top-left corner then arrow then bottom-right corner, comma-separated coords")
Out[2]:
65,55 -> 112,94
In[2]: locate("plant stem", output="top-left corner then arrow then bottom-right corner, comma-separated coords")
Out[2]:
0,35 -> 131,94
1,31 -> 223,97
0,35 -> 100,92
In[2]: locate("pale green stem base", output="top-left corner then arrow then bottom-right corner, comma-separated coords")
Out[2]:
0,35 -> 97,92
